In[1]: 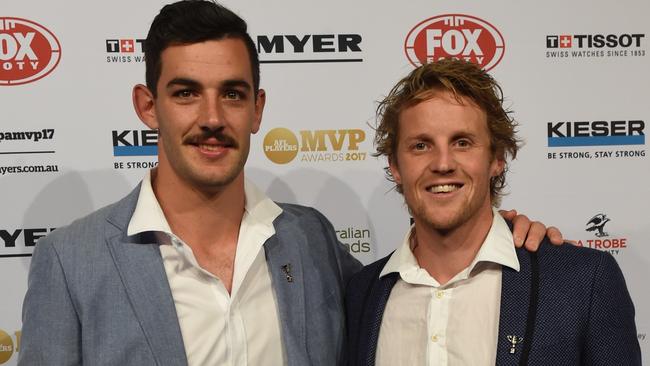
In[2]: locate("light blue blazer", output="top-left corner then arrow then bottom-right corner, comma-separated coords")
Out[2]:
20,185 -> 362,365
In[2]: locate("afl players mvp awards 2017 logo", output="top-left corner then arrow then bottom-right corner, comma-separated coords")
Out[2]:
0,17 -> 61,85
0,329 -> 19,364
263,127 -> 367,164
404,14 -> 505,70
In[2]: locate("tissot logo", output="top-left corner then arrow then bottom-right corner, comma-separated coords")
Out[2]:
545,33 -> 646,58
0,17 -> 61,86
112,130 -> 158,156
106,39 -> 144,53
546,34 -> 644,49
405,14 -> 505,70
256,34 -> 363,63
105,39 -> 145,63
547,120 -> 645,147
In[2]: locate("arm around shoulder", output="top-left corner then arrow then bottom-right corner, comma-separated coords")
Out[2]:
19,235 -> 82,365
583,252 -> 641,365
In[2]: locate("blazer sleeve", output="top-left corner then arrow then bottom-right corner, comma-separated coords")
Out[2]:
583,252 -> 641,365
19,236 -> 82,366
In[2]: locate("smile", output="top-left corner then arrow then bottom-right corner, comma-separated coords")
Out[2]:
198,143 -> 228,151
426,184 -> 462,193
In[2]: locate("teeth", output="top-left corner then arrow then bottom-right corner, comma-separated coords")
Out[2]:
199,144 -> 223,151
428,184 -> 460,193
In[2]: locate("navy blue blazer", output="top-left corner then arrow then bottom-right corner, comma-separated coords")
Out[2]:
345,239 -> 641,365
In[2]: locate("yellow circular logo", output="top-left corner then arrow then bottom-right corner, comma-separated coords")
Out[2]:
263,128 -> 299,164
0,330 -> 14,364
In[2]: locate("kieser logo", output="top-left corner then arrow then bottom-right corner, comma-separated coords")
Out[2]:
263,127 -> 367,164
576,213 -> 627,255
546,33 -> 646,58
112,130 -> 159,170
105,38 -> 146,63
0,17 -> 61,86
405,14 -> 505,70
112,130 -> 158,156
0,329 -> 19,364
547,120 -> 645,147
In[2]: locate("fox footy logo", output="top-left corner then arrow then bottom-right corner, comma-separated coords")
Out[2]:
405,14 -> 505,70
0,17 -> 61,85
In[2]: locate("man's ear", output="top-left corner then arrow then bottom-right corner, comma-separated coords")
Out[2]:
491,157 -> 506,177
132,84 -> 158,129
252,88 -> 266,134
388,156 -> 402,185
490,147 -> 506,177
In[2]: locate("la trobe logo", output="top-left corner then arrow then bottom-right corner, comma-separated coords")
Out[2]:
405,14 -> 505,70
0,17 -> 61,86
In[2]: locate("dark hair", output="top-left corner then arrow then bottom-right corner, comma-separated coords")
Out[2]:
375,59 -> 521,204
144,0 -> 260,97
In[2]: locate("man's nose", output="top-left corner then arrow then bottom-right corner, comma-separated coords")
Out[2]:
429,146 -> 456,174
199,96 -> 225,130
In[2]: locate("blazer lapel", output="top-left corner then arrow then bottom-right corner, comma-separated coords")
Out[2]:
105,189 -> 187,366
264,221 -> 308,366
496,248 -> 532,365
358,272 -> 398,366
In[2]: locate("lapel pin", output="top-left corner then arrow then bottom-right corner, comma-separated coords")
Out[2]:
281,263 -> 293,283
507,335 -> 523,354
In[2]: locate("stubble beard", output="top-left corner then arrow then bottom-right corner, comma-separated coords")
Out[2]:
409,190 -> 485,234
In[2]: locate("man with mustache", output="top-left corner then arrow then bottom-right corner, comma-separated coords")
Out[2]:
19,1 -> 563,365
345,59 -> 640,365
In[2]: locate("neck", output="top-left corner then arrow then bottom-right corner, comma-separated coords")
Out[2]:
412,206 -> 494,285
151,167 -> 246,248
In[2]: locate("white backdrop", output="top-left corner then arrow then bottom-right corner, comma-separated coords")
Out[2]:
1,0 -> 648,364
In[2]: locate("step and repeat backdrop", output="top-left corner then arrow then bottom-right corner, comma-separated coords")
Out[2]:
1,0 -> 648,363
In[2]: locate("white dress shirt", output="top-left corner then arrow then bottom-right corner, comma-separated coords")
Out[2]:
376,209 -> 520,366
127,171 -> 285,366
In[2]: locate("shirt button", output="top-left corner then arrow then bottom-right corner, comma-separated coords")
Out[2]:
435,290 -> 444,299
431,335 -> 438,342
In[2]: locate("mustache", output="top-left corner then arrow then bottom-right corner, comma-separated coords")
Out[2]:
183,128 -> 239,148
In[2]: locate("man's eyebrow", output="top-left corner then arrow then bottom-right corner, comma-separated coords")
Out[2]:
221,79 -> 252,91
166,77 -> 201,89
451,130 -> 477,139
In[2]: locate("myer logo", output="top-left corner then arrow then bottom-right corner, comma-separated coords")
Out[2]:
547,120 -> 645,147
0,17 -> 61,85
263,127 -> 367,164
404,14 -> 505,70
256,33 -> 363,63
0,227 -> 55,258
